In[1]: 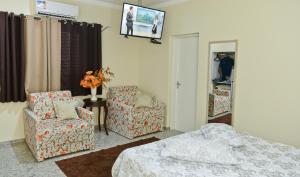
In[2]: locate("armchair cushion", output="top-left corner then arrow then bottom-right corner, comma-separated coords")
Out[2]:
53,101 -> 79,120
52,97 -> 84,107
134,92 -> 153,108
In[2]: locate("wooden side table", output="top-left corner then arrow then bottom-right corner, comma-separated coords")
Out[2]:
83,98 -> 109,135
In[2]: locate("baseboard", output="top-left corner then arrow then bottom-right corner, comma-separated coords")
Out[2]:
0,138 -> 25,145
0,126 -> 171,145
163,127 -> 171,131
0,125 -> 104,145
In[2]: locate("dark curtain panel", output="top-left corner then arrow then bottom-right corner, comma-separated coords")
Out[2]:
0,12 -> 26,102
61,21 -> 102,96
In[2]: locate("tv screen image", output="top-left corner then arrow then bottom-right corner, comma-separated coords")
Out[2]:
120,3 -> 165,39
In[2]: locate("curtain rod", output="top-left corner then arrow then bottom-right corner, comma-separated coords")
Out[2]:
3,12 -> 25,17
102,26 -> 111,32
25,14 -> 107,30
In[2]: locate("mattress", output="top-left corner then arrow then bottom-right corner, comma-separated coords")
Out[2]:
112,129 -> 300,177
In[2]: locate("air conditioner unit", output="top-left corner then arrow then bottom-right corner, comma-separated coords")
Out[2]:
36,0 -> 79,19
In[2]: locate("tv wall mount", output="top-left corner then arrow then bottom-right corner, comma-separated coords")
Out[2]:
150,38 -> 162,44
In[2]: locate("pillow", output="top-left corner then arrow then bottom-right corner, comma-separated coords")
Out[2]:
53,101 -> 79,120
201,123 -> 235,139
201,123 -> 245,147
134,92 -> 153,108
73,97 -> 85,107
161,137 -> 240,165
52,97 -> 84,107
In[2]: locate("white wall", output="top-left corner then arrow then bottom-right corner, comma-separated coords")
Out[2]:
2,0 -> 300,149
139,0 -> 300,147
0,0 -> 31,14
0,0 -> 141,142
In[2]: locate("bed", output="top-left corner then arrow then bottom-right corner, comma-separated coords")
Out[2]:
112,124 -> 300,177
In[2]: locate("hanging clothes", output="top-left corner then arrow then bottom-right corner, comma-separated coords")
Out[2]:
219,56 -> 234,81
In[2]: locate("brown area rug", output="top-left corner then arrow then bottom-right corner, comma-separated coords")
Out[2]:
56,137 -> 160,177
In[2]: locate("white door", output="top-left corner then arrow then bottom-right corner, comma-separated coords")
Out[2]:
172,34 -> 199,132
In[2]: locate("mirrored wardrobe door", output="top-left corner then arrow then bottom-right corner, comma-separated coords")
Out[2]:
207,40 -> 238,126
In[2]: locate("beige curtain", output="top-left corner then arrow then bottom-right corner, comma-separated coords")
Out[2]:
24,17 -> 61,94
48,18 -> 61,91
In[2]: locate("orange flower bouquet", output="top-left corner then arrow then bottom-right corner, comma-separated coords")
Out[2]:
80,67 -> 114,101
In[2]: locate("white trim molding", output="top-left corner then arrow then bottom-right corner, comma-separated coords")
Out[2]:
75,0 -> 192,9
76,0 -> 122,9
152,0 -> 191,8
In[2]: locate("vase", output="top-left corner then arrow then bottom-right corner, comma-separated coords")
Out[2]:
90,87 -> 97,102
104,87 -> 109,99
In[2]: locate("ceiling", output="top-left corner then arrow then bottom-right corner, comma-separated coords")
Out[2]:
88,0 -> 185,7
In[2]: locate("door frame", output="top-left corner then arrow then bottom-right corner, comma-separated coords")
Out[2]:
168,33 -> 200,130
206,40 -> 239,127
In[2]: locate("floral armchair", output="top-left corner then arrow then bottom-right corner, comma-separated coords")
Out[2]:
208,89 -> 231,117
107,86 -> 165,139
24,91 -> 95,162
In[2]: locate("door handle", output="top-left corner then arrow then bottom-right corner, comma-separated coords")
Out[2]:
177,81 -> 182,88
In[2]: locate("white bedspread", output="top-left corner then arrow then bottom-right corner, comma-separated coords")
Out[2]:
112,130 -> 300,177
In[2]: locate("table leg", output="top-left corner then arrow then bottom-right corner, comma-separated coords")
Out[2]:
104,105 -> 109,135
98,106 -> 101,131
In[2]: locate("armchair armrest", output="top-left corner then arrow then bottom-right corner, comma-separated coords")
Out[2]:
151,97 -> 166,121
213,89 -> 230,97
152,97 -> 166,111
73,97 -> 85,107
108,100 -> 134,122
23,108 -> 39,152
209,93 -> 230,100
24,108 -> 39,132
108,100 -> 134,111
76,107 -> 95,125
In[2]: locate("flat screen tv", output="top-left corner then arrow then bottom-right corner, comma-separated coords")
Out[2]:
120,3 -> 166,39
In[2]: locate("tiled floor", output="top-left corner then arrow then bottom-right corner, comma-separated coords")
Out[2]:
0,129 -> 182,177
